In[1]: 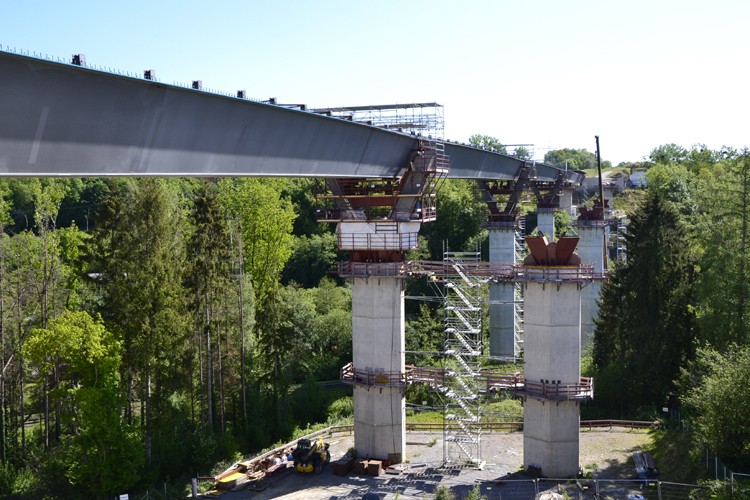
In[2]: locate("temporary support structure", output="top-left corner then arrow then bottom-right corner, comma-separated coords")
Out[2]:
432,246 -> 484,464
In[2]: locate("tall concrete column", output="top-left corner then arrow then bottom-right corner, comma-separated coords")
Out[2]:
523,281 -> 582,478
489,227 -> 517,358
559,189 -> 574,217
351,277 -> 406,461
537,209 -> 555,240
576,225 -> 605,348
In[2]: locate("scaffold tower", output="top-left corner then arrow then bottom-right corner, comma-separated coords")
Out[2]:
433,245 -> 484,465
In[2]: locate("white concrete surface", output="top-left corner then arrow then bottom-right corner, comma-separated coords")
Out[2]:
559,189 -> 574,216
537,212 -> 555,240
351,277 -> 406,461
522,282 -> 582,478
524,399 -> 580,478
523,283 -> 581,385
577,226 -> 605,348
489,228 -> 517,357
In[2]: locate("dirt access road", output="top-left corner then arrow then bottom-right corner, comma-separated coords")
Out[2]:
218,428 -> 651,500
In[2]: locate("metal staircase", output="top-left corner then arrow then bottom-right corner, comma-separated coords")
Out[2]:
434,244 -> 484,465
513,218 -> 525,357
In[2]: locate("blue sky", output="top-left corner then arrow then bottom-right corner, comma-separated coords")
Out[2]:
2,0 -> 748,165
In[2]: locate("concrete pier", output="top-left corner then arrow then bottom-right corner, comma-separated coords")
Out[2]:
537,210 -> 555,239
559,188 -> 574,216
522,281 -> 582,478
351,277 -> 406,461
489,228 -> 518,358
576,225 -> 605,348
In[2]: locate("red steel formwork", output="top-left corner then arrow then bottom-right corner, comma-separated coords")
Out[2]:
314,141 -> 448,225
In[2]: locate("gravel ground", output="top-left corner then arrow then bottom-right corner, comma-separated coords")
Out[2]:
217,428 -> 652,500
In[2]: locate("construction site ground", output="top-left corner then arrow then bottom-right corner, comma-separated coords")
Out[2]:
215,428 -> 652,500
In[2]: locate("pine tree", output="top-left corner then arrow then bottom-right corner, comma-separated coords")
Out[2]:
593,191 -> 696,407
187,181 -> 230,432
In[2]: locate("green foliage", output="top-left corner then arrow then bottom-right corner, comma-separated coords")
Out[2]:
694,150 -> 750,348
434,484 -> 456,500
327,396 -> 353,421
545,148 -> 611,171
429,179 -> 484,259
683,345 -> 750,471
690,480 -> 750,499
25,310 -> 143,497
282,233 -> 341,288
465,484 -> 488,500
468,134 -> 507,154
405,303 -> 442,366
218,178 -> 296,304
554,210 -> 574,237
593,191 -> 696,408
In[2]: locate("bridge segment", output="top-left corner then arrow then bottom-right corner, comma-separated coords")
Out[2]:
0,50 -> 583,183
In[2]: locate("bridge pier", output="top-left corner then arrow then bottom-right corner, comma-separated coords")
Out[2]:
489,226 -> 518,358
537,208 -> 555,239
351,277 -> 406,461
517,235 -> 593,478
576,224 -> 605,348
522,280 -> 582,478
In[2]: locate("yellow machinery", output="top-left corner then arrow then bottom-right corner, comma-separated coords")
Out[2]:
292,437 -> 331,474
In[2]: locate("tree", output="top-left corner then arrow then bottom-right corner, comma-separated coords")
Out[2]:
24,310 -> 142,497
281,233 -> 341,288
695,149 -> 750,348
428,180 -> 484,259
683,345 -> 750,471
514,146 -> 531,160
218,179 -> 296,434
544,148 -> 611,171
187,181 -> 231,432
593,191 -> 696,407
218,179 -> 296,307
86,179 -> 190,462
468,134 -> 507,154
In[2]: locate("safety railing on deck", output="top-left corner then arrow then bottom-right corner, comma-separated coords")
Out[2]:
341,363 -> 593,401
337,232 -> 419,251
515,376 -> 594,401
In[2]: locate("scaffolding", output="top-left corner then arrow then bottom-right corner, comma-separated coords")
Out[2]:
431,245 -> 484,465
309,103 -> 445,139
513,220 -> 525,357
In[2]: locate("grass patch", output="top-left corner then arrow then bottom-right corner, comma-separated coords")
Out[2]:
407,411 -> 443,424
647,426 -> 704,483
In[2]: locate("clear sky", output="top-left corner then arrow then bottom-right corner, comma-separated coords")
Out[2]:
2,0 -> 748,165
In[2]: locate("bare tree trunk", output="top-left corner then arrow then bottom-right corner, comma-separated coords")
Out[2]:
54,364 -> 60,441
17,251 -> 24,459
190,362 -> 195,426
206,295 -> 213,429
237,225 -> 248,427
197,327 -> 204,425
217,307 -> 225,436
126,370 -> 133,425
0,240 -> 5,464
145,372 -> 152,463
43,225 -> 49,451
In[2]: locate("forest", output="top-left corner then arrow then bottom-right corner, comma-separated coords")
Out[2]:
0,142 -> 748,498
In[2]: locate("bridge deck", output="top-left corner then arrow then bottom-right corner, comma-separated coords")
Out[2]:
0,50 -> 583,183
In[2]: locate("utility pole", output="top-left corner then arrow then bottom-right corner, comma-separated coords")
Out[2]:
595,136 -> 609,270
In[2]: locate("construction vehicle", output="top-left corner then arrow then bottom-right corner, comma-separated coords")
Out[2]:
292,437 -> 331,474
